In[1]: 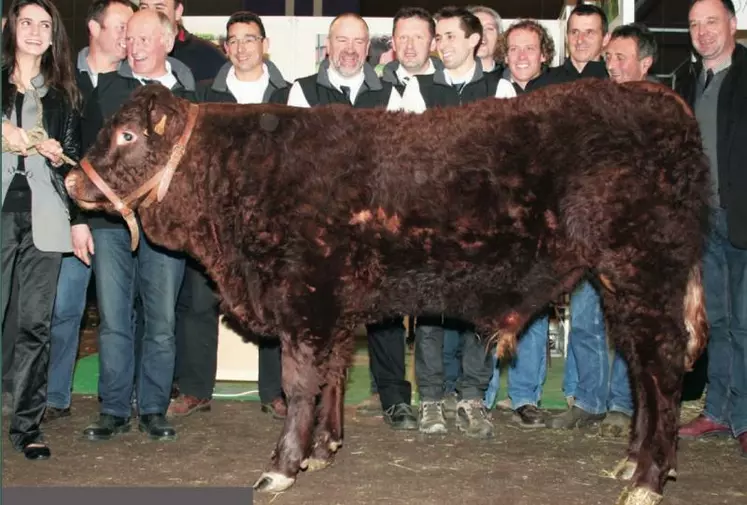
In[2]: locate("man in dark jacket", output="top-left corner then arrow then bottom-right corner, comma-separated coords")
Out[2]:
532,3 -> 608,88
44,0 -> 135,423
176,11 -> 290,421
79,9 -> 195,443
676,0 -> 747,458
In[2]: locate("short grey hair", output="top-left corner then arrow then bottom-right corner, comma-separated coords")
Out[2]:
155,10 -> 176,43
467,5 -> 503,34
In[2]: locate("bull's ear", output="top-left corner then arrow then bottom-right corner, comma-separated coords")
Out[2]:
146,97 -> 169,137
145,91 -> 175,137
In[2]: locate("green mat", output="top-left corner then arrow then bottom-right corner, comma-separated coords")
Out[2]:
72,350 -> 569,410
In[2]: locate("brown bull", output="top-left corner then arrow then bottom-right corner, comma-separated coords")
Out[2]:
65,79 -> 709,505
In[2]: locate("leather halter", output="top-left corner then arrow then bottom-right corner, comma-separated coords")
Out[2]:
78,103 -> 200,251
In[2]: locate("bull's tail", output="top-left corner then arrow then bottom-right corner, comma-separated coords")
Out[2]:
683,263 -> 708,372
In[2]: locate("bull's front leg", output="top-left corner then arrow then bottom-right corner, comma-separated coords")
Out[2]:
253,337 -> 320,493
302,333 -> 354,472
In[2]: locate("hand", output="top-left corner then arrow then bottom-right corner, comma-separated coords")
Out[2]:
71,224 -> 94,266
2,121 -> 29,155
36,138 -> 64,167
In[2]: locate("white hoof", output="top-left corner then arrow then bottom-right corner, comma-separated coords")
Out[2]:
328,440 -> 342,453
252,472 -> 296,493
301,457 -> 331,472
616,487 -> 663,505
611,458 -> 637,481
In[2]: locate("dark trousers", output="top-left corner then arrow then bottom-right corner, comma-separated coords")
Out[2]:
367,319 -> 411,410
2,271 -> 19,393
258,339 -> 282,404
174,259 -> 220,400
415,323 -> 493,402
1,212 -> 62,449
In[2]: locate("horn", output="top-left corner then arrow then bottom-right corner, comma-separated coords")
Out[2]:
154,114 -> 168,136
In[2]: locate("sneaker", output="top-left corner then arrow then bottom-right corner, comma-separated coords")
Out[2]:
418,401 -> 448,434
383,403 -> 418,431
456,399 -> 494,439
546,405 -> 605,429
599,411 -> 631,438
441,392 -> 458,420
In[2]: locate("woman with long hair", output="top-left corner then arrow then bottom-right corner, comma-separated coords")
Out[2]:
1,0 -> 81,460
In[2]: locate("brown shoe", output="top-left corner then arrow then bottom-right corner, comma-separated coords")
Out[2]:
166,394 -> 211,418
43,406 -> 71,423
261,397 -> 287,420
678,414 -> 730,439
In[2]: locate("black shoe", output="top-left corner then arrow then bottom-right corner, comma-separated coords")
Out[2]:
43,406 -> 71,422
139,414 -> 177,441
22,442 -> 51,460
513,405 -> 546,428
383,403 -> 418,431
83,414 -> 131,441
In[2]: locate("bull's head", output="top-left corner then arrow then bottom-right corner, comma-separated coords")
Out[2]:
65,83 -> 200,250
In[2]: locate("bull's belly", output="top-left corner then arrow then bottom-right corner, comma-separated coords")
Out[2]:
368,262 -> 533,327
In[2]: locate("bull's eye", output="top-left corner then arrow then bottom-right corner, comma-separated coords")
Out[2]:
116,131 -> 138,146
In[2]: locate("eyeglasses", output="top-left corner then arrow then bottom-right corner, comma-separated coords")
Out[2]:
226,35 -> 264,47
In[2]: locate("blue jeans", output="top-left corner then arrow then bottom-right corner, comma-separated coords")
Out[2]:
46,254 -> 92,409
564,343 -> 633,416
484,313 -> 548,409
92,227 -> 185,419
563,280 -> 633,416
703,208 -> 747,437
443,329 -> 462,394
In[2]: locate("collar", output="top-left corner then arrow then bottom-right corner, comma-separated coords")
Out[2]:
132,60 -> 173,83
395,58 -> 436,83
443,60 -> 477,85
211,59 -> 287,93
226,63 -> 269,86
178,27 -> 187,43
703,55 -> 733,77
316,59 -> 383,93
30,73 -> 49,98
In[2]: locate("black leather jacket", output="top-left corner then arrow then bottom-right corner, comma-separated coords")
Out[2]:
2,69 -> 82,221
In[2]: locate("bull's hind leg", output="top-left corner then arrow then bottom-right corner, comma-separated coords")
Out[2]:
302,332 -> 353,472
602,293 -> 687,505
253,336 -> 320,493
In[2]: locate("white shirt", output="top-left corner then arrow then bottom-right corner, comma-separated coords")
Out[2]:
226,64 -> 270,104
394,58 -> 437,87
398,61 -> 516,114
86,70 -> 99,88
133,60 -> 178,89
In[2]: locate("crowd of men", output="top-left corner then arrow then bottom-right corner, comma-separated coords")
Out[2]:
2,0 -> 745,459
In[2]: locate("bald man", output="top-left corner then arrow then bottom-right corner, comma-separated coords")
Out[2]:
78,9 -> 198,444
284,13 -> 400,108
278,14 -> 415,430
